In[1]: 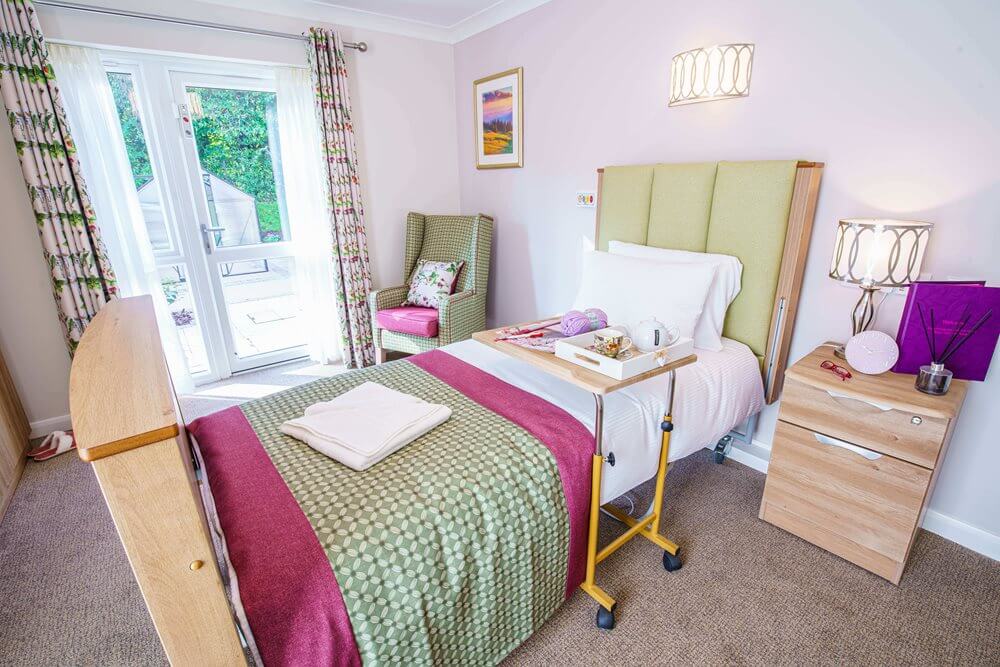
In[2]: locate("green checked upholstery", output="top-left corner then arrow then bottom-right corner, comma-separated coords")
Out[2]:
369,212 -> 494,356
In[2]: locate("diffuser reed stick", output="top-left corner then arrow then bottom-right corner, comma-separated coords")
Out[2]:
939,309 -> 993,365
938,304 -> 972,363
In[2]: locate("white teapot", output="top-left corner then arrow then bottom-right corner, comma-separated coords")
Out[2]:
634,317 -> 678,352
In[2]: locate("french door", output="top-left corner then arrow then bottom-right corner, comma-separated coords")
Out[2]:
104,55 -> 309,383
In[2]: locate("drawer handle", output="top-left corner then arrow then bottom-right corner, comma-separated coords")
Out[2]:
825,389 -> 892,412
813,433 -> 882,460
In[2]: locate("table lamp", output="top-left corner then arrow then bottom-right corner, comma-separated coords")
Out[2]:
828,218 -> 932,358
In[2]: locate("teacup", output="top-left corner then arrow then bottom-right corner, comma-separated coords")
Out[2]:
593,329 -> 632,358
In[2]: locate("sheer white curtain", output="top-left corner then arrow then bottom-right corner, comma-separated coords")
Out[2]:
49,44 -> 194,393
275,66 -> 343,364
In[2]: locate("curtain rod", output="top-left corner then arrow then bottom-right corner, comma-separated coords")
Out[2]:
33,0 -> 369,52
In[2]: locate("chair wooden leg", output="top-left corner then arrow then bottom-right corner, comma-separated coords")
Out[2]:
375,347 -> 388,365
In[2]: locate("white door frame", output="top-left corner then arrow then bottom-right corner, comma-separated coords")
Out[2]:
101,52 -> 309,382
168,69 -> 307,373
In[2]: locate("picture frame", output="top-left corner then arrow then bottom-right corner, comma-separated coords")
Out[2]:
473,67 -> 523,169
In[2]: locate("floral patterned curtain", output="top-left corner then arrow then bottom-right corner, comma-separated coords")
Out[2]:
0,0 -> 116,354
307,27 -> 375,368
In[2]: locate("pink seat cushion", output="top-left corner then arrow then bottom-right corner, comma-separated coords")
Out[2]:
376,306 -> 439,338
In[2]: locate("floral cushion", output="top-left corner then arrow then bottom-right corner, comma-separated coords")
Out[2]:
404,259 -> 464,309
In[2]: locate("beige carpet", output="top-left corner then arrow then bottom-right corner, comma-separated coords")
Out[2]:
1,407 -> 997,664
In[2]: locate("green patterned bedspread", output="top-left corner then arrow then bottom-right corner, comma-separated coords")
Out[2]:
239,357 -> 573,665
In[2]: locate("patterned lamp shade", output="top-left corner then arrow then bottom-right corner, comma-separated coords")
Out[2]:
829,219 -> 933,288
669,44 -> 754,106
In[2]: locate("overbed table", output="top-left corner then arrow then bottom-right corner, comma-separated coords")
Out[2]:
473,321 -> 697,629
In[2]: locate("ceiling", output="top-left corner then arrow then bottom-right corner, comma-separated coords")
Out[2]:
309,0 -> 504,28
223,0 -> 551,42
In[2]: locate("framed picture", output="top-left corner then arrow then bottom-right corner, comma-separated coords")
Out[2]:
473,67 -> 523,169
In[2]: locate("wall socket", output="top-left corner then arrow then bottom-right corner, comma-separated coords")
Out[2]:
889,271 -> 933,296
576,191 -> 596,208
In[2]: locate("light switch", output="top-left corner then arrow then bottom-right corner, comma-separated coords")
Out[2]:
576,191 -> 596,208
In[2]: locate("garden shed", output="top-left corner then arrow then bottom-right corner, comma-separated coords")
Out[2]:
137,172 -> 262,249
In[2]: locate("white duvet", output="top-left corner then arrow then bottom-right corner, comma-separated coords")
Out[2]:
445,337 -> 763,503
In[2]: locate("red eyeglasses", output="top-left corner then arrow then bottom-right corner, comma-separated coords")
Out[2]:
821,360 -> 852,381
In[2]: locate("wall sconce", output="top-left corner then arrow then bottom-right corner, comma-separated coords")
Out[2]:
669,43 -> 754,106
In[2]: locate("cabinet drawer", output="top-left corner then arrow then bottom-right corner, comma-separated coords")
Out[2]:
780,377 -> 946,468
762,420 -> 930,566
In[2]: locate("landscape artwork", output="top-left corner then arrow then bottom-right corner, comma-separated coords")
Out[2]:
481,87 -> 513,155
474,68 -> 522,168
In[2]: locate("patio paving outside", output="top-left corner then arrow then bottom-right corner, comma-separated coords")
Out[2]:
164,258 -> 309,375
220,258 -> 307,360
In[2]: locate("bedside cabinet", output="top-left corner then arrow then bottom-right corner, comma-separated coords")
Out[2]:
760,344 -> 967,584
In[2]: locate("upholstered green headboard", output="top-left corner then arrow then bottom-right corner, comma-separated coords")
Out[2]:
595,160 -> 823,403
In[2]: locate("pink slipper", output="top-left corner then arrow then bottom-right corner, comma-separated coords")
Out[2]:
27,431 -> 62,458
32,432 -> 76,462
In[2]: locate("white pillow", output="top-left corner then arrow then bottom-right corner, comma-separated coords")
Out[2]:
571,250 -> 717,342
608,241 -> 742,351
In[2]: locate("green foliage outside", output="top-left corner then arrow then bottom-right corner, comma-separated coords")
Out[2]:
108,73 -> 153,190
107,75 -> 285,243
188,87 -> 278,202
256,202 -> 282,242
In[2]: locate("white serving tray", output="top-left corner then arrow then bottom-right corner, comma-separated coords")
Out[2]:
554,327 -> 694,380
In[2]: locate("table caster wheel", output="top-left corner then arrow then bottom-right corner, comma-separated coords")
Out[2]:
663,549 -> 682,572
595,603 -> 616,630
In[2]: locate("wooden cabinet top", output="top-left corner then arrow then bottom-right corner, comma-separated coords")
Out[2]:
785,344 -> 966,420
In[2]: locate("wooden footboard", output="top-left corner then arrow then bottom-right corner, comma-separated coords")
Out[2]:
69,296 -> 244,666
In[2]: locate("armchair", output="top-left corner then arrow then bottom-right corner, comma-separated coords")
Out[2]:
369,212 -> 494,362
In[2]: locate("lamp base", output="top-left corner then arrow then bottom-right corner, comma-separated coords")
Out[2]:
836,286 -> 879,360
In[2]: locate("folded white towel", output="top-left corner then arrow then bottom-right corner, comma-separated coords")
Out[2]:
280,381 -> 451,471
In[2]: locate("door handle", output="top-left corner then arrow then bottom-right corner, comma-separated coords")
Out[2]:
813,432 -> 882,460
825,389 -> 892,412
200,224 -> 225,252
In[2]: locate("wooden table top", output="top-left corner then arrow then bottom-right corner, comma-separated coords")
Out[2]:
472,319 -> 696,395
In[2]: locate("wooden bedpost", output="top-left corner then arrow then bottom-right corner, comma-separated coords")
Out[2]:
70,297 -> 245,666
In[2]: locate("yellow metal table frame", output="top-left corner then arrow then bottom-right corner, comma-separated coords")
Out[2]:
472,323 -> 696,629
581,374 -> 682,625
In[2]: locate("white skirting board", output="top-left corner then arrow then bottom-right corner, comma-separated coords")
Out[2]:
29,414 -> 72,439
921,510 -> 1000,562
721,442 -> 1000,562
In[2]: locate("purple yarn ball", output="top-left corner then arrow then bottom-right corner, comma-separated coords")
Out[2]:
561,308 -> 608,336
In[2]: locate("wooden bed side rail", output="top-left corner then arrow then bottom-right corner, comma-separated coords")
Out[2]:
762,162 -> 824,403
70,296 -> 244,666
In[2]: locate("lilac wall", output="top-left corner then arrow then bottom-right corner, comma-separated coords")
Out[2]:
453,0 -> 1000,539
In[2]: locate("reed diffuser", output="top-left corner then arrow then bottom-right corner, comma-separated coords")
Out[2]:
915,304 -> 994,395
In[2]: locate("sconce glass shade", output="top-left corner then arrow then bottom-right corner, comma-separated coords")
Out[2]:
829,219 -> 933,288
669,43 -> 754,106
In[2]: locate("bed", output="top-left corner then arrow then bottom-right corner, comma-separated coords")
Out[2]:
69,160 -> 822,665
